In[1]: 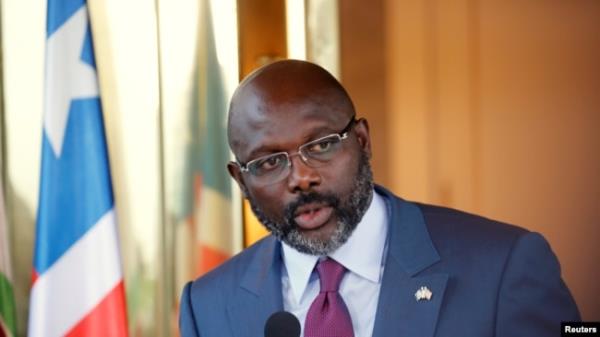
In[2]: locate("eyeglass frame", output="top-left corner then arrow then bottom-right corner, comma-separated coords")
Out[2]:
234,116 -> 358,178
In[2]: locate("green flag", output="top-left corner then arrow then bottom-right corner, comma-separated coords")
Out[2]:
0,182 -> 16,337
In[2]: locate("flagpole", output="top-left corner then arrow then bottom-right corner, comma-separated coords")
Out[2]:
0,0 -> 7,186
152,0 -> 172,336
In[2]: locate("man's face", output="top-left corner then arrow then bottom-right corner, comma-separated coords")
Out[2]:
228,85 -> 374,255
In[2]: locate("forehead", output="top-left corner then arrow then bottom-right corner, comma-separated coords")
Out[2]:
228,60 -> 355,160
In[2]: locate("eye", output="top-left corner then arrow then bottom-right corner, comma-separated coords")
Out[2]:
307,138 -> 335,153
255,155 -> 284,172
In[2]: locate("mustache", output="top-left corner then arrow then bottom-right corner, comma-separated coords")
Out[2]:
284,192 -> 340,225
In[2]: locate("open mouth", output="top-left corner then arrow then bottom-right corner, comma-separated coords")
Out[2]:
293,203 -> 334,230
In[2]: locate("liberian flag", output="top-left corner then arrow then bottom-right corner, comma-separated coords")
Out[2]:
28,1 -> 128,336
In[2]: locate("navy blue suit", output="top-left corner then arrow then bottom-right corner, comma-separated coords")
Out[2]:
180,185 -> 579,336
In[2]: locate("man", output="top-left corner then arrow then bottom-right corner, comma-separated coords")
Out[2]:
179,60 -> 579,337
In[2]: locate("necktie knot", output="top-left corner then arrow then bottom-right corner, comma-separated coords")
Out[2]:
316,258 -> 346,293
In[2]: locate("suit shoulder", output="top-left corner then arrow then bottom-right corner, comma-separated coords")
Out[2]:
188,235 -> 278,295
417,202 -> 527,239
375,185 -> 530,253
179,236 -> 279,336
413,202 -> 531,257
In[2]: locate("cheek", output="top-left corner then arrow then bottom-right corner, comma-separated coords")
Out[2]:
319,150 -> 361,192
248,184 -> 288,219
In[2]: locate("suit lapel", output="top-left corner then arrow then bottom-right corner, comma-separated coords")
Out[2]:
227,237 -> 284,337
372,186 -> 449,337
372,261 -> 448,337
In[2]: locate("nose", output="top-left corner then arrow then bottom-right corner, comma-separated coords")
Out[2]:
286,153 -> 321,193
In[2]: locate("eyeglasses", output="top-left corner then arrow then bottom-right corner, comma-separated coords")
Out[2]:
236,116 -> 357,186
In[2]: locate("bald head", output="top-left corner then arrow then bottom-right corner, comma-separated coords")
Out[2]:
227,60 -> 356,157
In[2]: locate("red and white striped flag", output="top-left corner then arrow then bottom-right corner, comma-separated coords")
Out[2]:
28,1 -> 128,336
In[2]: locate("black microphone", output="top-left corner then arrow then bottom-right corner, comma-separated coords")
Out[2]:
264,311 -> 301,337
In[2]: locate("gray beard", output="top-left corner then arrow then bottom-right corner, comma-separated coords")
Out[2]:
248,151 -> 374,255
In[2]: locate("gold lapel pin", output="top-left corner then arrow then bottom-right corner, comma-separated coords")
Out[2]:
415,286 -> 433,301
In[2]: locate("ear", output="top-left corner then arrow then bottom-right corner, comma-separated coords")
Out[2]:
227,162 -> 249,198
353,118 -> 372,158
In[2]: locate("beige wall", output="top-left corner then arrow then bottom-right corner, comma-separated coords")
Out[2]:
339,0 -> 388,184
475,0 -> 600,320
341,0 -> 599,320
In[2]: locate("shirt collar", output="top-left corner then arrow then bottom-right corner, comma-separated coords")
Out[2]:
282,190 -> 388,303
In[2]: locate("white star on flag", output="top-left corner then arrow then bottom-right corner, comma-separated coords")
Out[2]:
44,6 -> 99,157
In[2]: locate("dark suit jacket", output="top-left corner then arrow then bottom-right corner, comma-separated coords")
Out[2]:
180,185 -> 579,336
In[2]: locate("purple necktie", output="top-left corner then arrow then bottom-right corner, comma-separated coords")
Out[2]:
304,258 -> 354,337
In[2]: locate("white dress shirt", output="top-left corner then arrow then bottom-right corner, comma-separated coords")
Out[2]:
281,190 -> 388,337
